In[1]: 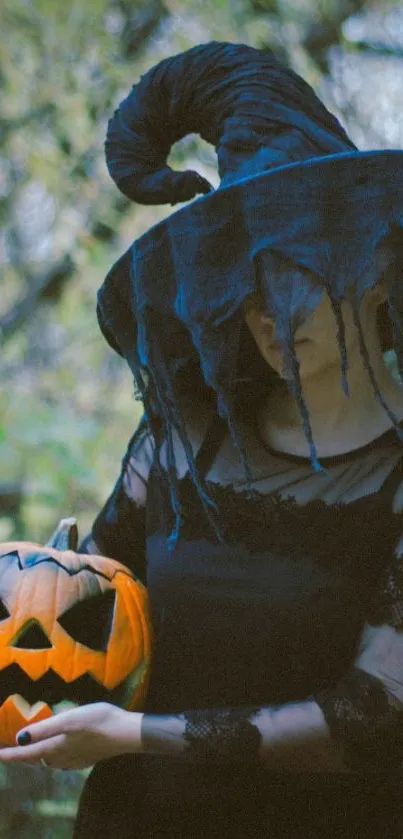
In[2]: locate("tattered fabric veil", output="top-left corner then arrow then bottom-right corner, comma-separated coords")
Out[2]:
99,41 -> 403,544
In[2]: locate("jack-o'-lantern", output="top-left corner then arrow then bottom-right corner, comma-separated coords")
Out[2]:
0,518 -> 152,745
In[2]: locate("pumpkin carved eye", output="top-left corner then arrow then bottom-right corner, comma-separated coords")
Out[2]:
12,621 -> 52,650
0,600 -> 10,622
58,590 -> 116,652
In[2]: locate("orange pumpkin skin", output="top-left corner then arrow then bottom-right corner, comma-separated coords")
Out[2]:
0,540 -> 152,746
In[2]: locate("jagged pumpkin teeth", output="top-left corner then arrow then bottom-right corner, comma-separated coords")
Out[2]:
10,694 -> 49,716
0,524 -> 152,746
0,695 -> 53,746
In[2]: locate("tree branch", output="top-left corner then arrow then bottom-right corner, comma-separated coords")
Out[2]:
0,256 -> 75,345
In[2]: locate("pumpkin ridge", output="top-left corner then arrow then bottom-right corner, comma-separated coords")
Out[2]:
122,575 -> 152,659
106,566 -> 141,582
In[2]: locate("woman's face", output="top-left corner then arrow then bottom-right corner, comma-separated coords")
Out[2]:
243,287 -> 383,382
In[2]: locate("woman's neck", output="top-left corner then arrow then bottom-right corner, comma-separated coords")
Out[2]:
260,353 -> 403,458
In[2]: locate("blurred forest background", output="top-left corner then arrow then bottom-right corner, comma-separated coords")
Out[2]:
1,0 -> 403,834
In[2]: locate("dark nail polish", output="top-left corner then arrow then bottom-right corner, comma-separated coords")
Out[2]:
17,731 -> 31,746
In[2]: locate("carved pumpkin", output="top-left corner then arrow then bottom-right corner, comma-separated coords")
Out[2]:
0,519 -> 152,745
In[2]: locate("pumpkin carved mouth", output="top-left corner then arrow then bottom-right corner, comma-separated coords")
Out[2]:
0,664 -> 118,708
0,662 -> 147,743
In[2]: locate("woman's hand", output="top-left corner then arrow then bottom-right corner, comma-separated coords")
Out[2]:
0,702 -> 143,770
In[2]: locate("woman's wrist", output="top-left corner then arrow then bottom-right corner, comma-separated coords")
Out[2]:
116,709 -> 144,755
141,712 -> 187,756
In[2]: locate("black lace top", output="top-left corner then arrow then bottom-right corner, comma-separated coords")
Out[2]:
76,415 -> 403,839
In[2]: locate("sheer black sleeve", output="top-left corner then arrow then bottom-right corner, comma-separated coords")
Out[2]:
316,550 -> 403,771
79,416 -> 155,584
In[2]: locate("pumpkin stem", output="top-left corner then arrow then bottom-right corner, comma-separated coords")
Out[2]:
46,517 -> 79,551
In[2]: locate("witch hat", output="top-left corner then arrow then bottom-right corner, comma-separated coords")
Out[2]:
98,41 -> 403,536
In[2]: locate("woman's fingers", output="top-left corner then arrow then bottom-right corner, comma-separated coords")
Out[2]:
0,733 -> 67,764
0,703 -> 134,769
15,710 -> 74,746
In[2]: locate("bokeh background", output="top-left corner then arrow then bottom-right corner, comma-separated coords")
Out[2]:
1,0 -> 403,834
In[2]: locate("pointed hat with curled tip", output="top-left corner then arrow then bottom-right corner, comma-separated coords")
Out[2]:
97,41 -> 403,510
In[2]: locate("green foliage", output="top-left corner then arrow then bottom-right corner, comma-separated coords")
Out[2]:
0,0 -> 401,834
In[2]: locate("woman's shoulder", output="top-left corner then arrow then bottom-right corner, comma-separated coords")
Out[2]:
161,394 -> 220,479
126,393 -> 219,483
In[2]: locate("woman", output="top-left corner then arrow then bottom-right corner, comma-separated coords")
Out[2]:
3,41 -> 403,838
